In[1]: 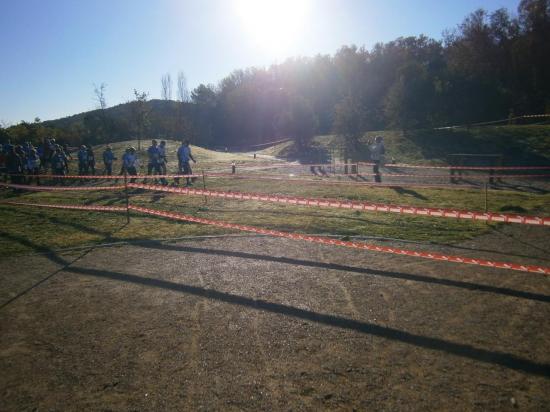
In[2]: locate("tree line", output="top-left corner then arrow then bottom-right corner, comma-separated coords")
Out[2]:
2,1 -> 549,150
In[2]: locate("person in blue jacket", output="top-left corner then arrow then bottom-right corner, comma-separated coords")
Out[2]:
175,140 -> 196,186
146,139 -> 165,184
121,147 -> 139,183
102,146 -> 117,176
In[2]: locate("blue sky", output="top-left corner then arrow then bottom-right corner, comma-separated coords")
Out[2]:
0,0 -> 520,124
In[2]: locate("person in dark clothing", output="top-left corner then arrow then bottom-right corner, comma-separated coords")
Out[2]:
41,138 -> 53,169
102,146 -> 117,176
77,145 -> 89,176
369,136 -> 385,183
6,147 -> 24,185
0,147 -> 7,182
26,148 -> 41,185
50,148 -> 67,183
56,145 -> 70,174
146,139 -> 162,184
158,140 -> 168,185
87,145 -> 96,175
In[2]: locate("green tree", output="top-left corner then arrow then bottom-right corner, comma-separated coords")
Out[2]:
333,95 -> 367,149
384,62 -> 438,129
277,95 -> 317,150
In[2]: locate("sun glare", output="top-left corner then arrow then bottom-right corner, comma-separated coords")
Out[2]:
234,0 -> 311,57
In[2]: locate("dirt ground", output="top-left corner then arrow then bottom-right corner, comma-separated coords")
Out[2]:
1,224 -> 549,411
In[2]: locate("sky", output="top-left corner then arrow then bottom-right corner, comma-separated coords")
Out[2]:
0,0 -> 520,125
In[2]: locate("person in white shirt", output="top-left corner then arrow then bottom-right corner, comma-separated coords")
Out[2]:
176,140 -> 196,186
369,136 -> 385,183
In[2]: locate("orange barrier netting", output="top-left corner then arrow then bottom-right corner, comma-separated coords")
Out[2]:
1,201 -> 126,212
0,177 -> 485,192
128,205 -> 549,275
1,183 -> 125,191
127,183 -> 550,226
1,200 -> 548,275
3,181 -> 549,225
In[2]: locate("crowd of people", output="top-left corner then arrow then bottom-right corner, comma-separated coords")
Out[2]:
0,138 -> 71,184
0,138 -> 197,186
1,136 -> 384,186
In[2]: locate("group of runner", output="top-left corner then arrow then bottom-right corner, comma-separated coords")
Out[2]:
0,138 -> 71,184
121,139 -> 196,186
1,138 -> 196,186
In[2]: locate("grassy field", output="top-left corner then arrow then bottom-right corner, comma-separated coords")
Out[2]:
263,125 -> 550,165
1,137 -> 549,257
95,139 -> 262,173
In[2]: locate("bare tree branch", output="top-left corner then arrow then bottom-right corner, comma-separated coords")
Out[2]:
161,73 -> 172,100
177,71 -> 190,102
93,82 -> 107,110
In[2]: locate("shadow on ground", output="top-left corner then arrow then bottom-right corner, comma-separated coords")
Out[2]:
1,232 -> 549,378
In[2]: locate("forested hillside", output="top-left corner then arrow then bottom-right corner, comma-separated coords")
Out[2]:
1,0 -> 549,150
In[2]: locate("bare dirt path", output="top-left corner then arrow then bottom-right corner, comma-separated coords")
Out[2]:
1,226 -> 549,410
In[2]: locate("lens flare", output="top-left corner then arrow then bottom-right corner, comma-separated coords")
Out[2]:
234,0 -> 311,56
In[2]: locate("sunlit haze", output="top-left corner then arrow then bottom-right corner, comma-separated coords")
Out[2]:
234,0 -> 312,58
0,0 -> 520,124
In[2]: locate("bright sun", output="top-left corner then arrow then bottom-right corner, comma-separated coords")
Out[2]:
234,0 -> 311,56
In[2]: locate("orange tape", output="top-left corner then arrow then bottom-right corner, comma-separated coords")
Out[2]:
0,201 -> 126,212
127,183 -> 550,226
128,205 -> 550,275
1,183 -> 124,191
3,200 -> 548,275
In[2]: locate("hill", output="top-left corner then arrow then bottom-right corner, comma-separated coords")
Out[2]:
42,99 -> 194,144
92,139 -> 263,174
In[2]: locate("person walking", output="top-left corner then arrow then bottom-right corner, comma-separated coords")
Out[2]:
26,148 -> 41,185
369,136 -> 385,183
6,146 -> 24,185
0,146 -> 7,182
158,140 -> 169,185
77,145 -> 89,176
102,146 -> 117,176
57,144 -> 70,175
121,147 -> 139,183
146,139 -> 162,184
87,145 -> 96,175
14,145 -> 28,179
175,140 -> 196,186
50,147 -> 67,183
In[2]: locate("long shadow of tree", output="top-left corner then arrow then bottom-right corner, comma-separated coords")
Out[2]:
1,232 -> 549,378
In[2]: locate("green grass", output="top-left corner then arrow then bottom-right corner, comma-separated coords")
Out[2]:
2,134 -> 549,257
2,166 -> 549,256
262,125 -> 550,165
91,139 -> 276,176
